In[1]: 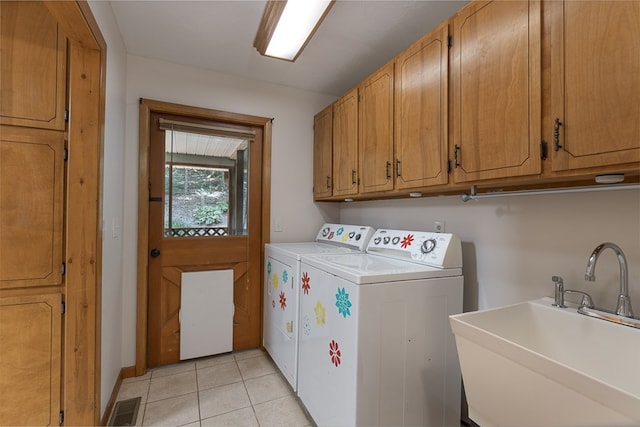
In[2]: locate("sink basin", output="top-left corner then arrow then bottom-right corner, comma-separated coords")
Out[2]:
450,298 -> 640,427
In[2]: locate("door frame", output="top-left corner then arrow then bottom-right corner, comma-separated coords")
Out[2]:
136,99 -> 272,375
43,2 -> 105,425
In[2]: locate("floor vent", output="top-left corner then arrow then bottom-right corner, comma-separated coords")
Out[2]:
108,396 -> 141,426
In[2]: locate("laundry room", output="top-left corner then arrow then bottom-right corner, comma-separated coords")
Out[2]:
2,1 -> 639,426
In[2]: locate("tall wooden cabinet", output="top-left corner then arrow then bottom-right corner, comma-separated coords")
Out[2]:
313,105 -> 334,200
451,0 -> 542,183
359,62 -> 394,194
395,22 -> 449,190
332,88 -> 359,197
550,1 -> 640,172
0,2 -> 66,425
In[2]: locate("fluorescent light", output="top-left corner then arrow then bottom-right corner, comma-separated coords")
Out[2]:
254,0 -> 334,62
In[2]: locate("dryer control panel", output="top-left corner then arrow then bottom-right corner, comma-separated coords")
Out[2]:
315,223 -> 376,251
366,229 -> 462,268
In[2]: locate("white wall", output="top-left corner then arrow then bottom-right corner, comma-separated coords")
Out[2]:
340,188 -> 640,313
87,0 -> 128,417
120,55 -> 339,366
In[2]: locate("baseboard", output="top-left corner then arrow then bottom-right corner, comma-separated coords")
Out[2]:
100,366 -> 136,426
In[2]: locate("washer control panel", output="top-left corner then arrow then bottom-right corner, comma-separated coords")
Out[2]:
367,229 -> 462,268
315,224 -> 376,251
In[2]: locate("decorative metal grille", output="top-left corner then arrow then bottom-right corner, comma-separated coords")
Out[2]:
164,227 -> 229,238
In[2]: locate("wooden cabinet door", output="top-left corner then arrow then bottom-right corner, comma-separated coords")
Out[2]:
332,88 -> 359,197
395,23 -> 449,190
359,62 -> 394,193
550,1 -> 640,171
0,293 -> 62,426
0,1 -> 67,130
452,0 -> 542,183
0,126 -> 65,289
313,105 -> 333,199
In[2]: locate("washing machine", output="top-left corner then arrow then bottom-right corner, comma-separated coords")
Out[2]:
263,223 -> 375,391
297,228 -> 464,427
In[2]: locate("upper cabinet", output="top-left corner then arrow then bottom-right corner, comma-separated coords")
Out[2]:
550,1 -> 640,172
0,1 -> 67,130
313,105 -> 334,200
359,62 -> 394,194
395,22 -> 449,190
332,88 -> 359,198
313,0 -> 638,202
451,0 -> 542,183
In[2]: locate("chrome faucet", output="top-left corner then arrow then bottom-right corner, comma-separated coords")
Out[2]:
585,242 -> 633,318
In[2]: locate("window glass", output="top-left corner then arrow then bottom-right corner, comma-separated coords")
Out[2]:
164,129 -> 249,237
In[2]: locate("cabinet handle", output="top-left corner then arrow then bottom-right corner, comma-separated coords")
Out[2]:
396,159 -> 402,177
326,176 -> 331,189
553,118 -> 563,151
454,144 -> 461,168
351,169 -> 357,185
385,161 -> 391,179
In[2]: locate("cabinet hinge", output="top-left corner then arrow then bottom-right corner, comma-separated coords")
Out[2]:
447,34 -> 453,48
63,148 -> 68,161
60,302 -> 65,315
447,159 -> 452,174
59,410 -> 64,424
64,109 -> 69,122
540,140 -> 548,160
61,262 -> 66,276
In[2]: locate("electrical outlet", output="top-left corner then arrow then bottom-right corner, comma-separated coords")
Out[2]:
434,220 -> 445,233
274,220 -> 283,232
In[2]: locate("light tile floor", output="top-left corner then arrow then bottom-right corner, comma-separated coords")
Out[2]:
115,349 -> 312,427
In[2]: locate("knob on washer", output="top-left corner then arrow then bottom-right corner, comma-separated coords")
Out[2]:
421,239 -> 436,254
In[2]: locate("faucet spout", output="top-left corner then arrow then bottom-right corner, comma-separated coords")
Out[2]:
585,242 -> 633,318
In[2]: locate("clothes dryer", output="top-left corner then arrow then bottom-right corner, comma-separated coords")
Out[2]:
297,229 -> 464,427
263,223 -> 375,391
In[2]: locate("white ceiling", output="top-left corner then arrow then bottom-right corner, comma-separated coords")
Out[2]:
109,0 -> 468,97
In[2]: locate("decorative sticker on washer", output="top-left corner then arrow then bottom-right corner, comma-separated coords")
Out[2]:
301,272 -> 311,295
282,270 -> 288,284
303,315 -> 311,336
401,233 -> 414,248
328,231 -> 334,240
329,340 -> 341,367
314,300 -> 326,325
337,227 -> 344,236
335,287 -> 352,318
279,291 -> 287,310
341,233 -> 349,243
267,261 -> 272,274
272,273 -> 279,290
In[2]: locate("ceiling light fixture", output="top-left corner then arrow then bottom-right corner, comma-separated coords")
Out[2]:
254,0 -> 334,62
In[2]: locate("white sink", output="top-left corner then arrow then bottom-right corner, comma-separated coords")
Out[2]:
450,298 -> 640,427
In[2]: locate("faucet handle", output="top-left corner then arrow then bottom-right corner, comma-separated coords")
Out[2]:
564,290 -> 595,309
552,276 -> 565,307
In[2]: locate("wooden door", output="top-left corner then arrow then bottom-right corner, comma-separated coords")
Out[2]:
147,111 -> 264,367
359,62 -> 394,193
0,1 -> 66,131
0,293 -> 61,426
550,1 -> 640,171
313,105 -> 333,200
332,88 -> 359,197
451,0 -> 542,183
395,23 -> 449,190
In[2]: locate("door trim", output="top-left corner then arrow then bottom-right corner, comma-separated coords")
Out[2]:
136,99 -> 271,375
43,2 -> 105,425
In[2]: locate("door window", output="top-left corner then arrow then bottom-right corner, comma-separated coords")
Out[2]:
163,126 -> 250,237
